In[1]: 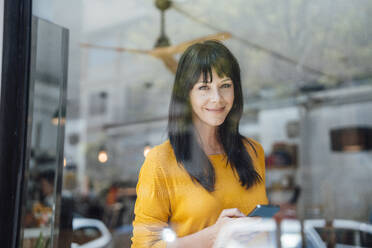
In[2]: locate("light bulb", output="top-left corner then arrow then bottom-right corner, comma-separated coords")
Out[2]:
98,150 -> 108,163
51,117 -> 65,126
51,117 -> 59,125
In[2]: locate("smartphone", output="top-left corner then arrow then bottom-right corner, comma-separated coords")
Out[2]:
248,204 -> 280,218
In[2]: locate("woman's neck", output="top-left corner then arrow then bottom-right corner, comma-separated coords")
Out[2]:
193,122 -> 223,155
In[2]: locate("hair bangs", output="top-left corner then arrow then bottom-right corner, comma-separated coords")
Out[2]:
199,48 -> 234,85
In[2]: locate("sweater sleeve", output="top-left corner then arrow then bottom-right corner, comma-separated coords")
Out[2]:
131,151 -> 171,248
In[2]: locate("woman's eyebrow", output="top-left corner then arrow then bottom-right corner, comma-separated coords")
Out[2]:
197,78 -> 231,84
220,78 -> 232,82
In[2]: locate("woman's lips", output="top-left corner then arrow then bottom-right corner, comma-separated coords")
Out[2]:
206,107 -> 225,112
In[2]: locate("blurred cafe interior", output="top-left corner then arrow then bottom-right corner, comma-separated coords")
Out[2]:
1,0 -> 372,247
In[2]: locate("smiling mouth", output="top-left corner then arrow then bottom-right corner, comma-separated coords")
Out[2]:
206,107 -> 225,112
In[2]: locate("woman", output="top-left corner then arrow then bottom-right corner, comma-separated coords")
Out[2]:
131,40 -> 268,248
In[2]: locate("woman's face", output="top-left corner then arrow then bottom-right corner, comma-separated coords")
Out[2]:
189,68 -> 234,129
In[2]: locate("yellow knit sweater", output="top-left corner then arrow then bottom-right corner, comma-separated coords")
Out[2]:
131,139 -> 268,248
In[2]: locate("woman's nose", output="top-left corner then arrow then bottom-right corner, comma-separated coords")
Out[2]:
210,88 -> 221,102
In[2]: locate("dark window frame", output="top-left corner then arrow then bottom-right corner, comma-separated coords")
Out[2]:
0,0 -> 32,247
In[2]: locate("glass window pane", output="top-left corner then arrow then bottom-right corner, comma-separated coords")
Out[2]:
20,16 -> 68,248
29,1 -> 372,247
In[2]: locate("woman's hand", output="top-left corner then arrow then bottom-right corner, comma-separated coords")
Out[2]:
209,208 -> 262,248
211,208 -> 246,236
168,208 -> 260,248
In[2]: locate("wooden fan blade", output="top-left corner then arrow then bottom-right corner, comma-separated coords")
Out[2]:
158,54 -> 178,74
80,43 -> 150,55
150,32 -> 232,57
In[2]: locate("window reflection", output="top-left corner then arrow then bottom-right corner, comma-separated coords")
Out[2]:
21,16 -> 68,247
28,0 -> 372,247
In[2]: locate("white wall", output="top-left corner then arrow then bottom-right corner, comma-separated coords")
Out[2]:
246,102 -> 372,221
258,106 -> 300,153
299,101 -> 372,221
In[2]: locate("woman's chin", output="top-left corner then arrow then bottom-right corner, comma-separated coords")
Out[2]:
205,119 -> 225,127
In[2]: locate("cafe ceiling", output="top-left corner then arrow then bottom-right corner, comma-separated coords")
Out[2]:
82,0 -> 372,103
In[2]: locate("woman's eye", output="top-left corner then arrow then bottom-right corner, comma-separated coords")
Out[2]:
221,84 -> 232,88
198,86 -> 209,90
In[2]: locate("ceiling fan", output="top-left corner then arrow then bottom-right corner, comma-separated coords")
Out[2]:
81,0 -> 231,74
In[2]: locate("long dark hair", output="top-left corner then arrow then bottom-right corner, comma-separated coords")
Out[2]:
168,40 -> 262,192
